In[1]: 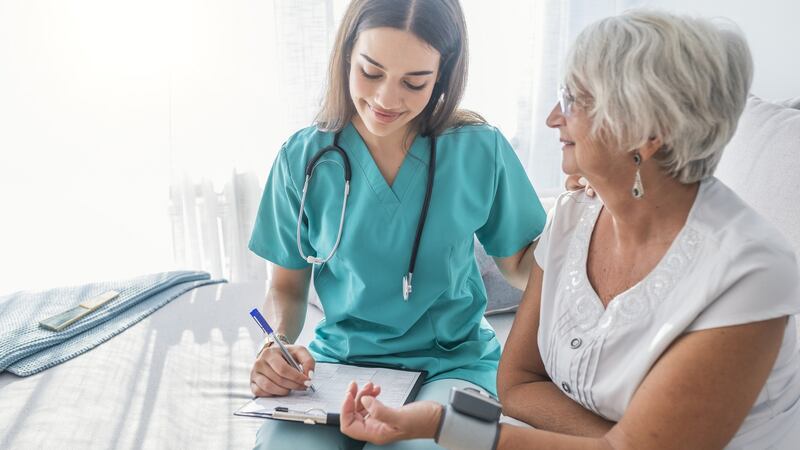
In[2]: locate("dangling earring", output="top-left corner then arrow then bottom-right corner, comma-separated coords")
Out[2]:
632,151 -> 644,199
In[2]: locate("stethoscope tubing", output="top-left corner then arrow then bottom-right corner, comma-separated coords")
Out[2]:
403,135 -> 436,300
297,173 -> 350,265
297,129 -> 436,300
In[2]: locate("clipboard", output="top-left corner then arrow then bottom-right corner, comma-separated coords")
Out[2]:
234,361 -> 427,426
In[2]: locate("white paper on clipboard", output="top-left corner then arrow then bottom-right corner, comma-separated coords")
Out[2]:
234,362 -> 425,423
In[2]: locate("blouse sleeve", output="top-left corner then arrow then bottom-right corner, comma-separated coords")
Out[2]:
248,146 -> 313,269
475,129 -> 547,257
687,239 -> 800,332
533,206 -> 556,271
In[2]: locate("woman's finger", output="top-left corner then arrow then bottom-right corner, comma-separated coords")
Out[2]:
341,384 -> 358,428
355,382 -> 374,415
251,380 -> 271,397
252,372 -> 291,396
361,396 -> 402,426
263,352 -> 310,390
257,357 -> 306,392
289,345 -> 317,378
565,174 -> 582,191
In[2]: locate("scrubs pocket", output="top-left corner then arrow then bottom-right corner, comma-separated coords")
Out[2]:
432,323 -> 496,352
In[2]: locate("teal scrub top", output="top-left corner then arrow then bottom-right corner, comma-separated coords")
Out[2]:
249,122 -> 546,395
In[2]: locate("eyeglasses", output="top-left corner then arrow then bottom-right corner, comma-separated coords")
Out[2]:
558,85 -> 576,116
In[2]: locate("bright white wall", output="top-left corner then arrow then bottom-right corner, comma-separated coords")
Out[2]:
623,0 -> 800,101
0,0 -> 281,294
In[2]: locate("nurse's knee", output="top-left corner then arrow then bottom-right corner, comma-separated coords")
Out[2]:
254,419 -> 362,450
363,438 -> 444,450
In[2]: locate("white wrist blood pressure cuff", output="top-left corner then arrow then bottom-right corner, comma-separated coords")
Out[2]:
434,387 -> 502,450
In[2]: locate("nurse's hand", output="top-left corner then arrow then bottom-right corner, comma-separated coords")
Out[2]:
565,174 -> 595,197
340,381 -> 443,445
250,343 -> 316,397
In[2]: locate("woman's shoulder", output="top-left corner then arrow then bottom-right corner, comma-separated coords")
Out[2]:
548,190 -> 599,232
696,178 -> 794,258
437,123 -> 502,144
281,125 -> 333,157
274,125 -> 335,178
436,123 -> 512,163
538,190 -> 597,248
693,178 -> 798,296
682,177 -> 800,330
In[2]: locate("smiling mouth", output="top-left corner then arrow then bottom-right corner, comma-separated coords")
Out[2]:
368,104 -> 403,123
560,139 -> 576,146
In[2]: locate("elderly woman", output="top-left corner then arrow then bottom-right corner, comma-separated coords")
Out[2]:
337,10 -> 800,450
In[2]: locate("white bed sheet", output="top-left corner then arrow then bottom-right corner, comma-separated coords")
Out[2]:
0,282 -> 322,449
0,281 -> 515,449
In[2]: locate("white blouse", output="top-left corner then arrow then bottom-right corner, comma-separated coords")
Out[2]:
534,177 -> 800,449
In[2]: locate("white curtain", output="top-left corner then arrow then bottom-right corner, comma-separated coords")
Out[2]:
167,0 -> 348,284
0,0 -> 617,294
460,0 -> 619,195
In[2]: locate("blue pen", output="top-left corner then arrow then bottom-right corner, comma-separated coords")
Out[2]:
250,308 -> 316,393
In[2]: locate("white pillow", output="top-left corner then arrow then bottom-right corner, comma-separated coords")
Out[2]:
715,95 -> 800,262
780,96 -> 800,109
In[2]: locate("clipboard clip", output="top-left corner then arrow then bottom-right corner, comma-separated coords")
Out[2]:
272,407 -> 329,425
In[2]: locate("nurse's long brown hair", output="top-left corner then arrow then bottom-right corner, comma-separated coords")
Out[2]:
315,0 -> 484,137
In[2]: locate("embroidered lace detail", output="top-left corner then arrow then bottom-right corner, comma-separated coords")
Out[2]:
558,202 -> 704,332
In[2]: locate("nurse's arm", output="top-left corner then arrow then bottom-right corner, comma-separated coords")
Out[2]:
497,261 -> 615,437
251,264 -> 315,397
263,264 -> 312,343
493,240 -> 537,290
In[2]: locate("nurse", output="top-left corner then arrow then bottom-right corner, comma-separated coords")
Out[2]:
248,0 -> 545,448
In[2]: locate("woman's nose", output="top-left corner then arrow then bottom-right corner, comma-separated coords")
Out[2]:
545,102 -> 564,128
374,82 -> 401,109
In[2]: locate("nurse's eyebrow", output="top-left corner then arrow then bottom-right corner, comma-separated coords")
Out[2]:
359,53 -> 434,76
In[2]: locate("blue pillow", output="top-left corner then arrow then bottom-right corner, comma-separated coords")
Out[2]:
474,240 -> 524,316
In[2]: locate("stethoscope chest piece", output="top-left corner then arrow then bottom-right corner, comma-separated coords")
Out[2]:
402,274 -> 413,301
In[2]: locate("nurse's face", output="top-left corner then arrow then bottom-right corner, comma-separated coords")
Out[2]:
348,27 -> 440,138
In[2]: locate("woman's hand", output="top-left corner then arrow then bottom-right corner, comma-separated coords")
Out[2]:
340,381 -> 443,445
565,174 -> 595,197
250,343 -> 316,397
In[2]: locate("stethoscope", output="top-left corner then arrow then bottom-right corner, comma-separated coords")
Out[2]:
296,130 -> 436,301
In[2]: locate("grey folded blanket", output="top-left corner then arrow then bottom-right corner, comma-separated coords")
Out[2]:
0,271 -> 225,376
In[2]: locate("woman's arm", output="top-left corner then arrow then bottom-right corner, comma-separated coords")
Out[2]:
493,241 -> 536,291
602,316 -> 786,449
342,310 -> 787,450
495,316 -> 787,449
250,264 -> 315,397
262,264 -> 312,343
497,261 -> 616,437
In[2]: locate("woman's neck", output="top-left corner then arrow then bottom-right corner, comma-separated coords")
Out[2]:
351,115 -> 416,156
592,167 -> 701,248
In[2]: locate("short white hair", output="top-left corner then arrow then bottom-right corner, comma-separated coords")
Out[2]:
565,9 -> 753,183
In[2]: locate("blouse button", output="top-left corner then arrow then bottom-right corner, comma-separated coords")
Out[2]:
562,382 -> 572,394
570,337 -> 582,349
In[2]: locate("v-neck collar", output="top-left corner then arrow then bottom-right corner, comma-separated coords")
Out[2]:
565,180 -> 708,330
338,122 -> 430,212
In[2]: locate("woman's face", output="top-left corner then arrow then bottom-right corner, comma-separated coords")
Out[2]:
348,27 -> 440,139
545,90 -> 609,177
